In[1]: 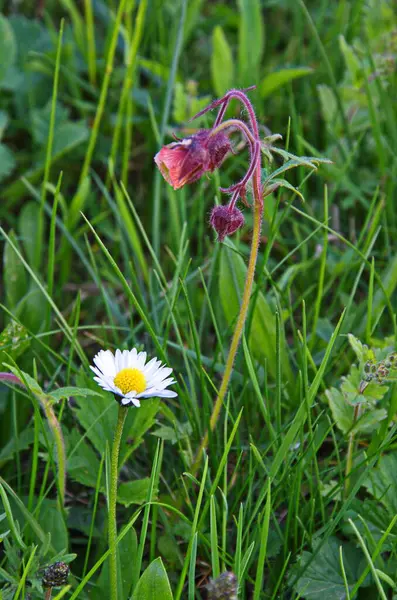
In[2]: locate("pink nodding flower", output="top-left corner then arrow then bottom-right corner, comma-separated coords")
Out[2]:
154,130 -> 232,190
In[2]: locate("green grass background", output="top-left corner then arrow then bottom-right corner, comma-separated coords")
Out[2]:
0,0 -> 397,598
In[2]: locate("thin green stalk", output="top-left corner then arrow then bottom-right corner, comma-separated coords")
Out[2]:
109,405 -> 128,600
36,19 -> 64,270
84,0 -> 97,85
344,404 -> 360,498
194,187 -> 263,470
69,0 -> 128,227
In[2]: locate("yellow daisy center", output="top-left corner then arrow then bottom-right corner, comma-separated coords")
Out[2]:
114,368 -> 146,395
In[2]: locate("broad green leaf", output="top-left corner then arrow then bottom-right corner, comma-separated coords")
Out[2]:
50,387 -> 102,402
132,557 -> 173,600
94,527 -> 138,600
73,392 -> 117,456
292,537 -> 363,599
0,321 -> 29,367
17,285 -> 47,333
38,499 -> 68,553
18,202 -> 40,267
363,453 -> 397,514
219,245 -> 293,386
0,16 -> 16,83
211,26 -> 234,96
260,67 -> 312,98
3,231 -> 27,309
238,0 -> 264,86
325,387 -> 354,434
353,408 -> 387,433
0,144 -> 16,182
67,434 -> 102,489
117,479 -> 154,507
125,398 -> 160,452
0,427 -> 33,465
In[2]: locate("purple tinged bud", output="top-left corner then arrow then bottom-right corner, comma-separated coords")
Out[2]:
210,205 -> 244,242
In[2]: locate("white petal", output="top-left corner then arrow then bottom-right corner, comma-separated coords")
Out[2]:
143,357 -> 159,377
95,350 -> 116,377
136,351 -> 147,369
138,389 -> 177,399
149,367 -> 173,384
121,396 -> 140,407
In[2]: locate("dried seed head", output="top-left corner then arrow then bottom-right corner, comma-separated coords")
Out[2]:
207,571 -> 238,599
42,562 -> 70,589
210,205 -> 244,242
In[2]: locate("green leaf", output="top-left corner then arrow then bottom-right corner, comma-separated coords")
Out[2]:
50,387 -> 102,402
0,15 -> 16,84
260,67 -> 313,98
132,557 -> 173,600
3,231 -> 27,309
363,452 -> 397,514
73,391 -> 117,457
219,245 -> 293,387
117,479 -> 154,507
0,427 -> 34,465
38,499 -> 68,553
18,202 -> 40,267
67,433 -> 102,489
94,528 -> 138,600
5,365 -> 43,398
325,387 -> 354,434
211,26 -> 234,96
0,144 -> 16,182
339,35 -> 361,86
292,537 -> 362,599
353,408 -> 387,433
238,0 -> 264,86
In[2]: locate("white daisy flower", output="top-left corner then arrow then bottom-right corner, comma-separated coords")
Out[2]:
90,348 -> 177,407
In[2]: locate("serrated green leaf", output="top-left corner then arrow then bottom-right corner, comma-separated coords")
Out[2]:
50,387 -> 102,402
3,231 -> 27,309
325,387 -> 354,434
117,479 -> 154,507
266,178 -> 305,201
4,365 -> 43,397
363,453 -> 397,514
132,558 -> 173,600
260,67 -> 313,98
0,427 -> 34,465
353,408 -> 387,433
0,15 -> 16,84
292,537 -> 363,599
211,26 -> 234,96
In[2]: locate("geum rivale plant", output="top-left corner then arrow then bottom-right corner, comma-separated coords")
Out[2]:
155,86 -> 330,462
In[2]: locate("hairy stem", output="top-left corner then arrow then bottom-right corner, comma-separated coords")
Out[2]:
109,405 -> 128,600
44,589 -> 52,600
193,171 -> 263,471
0,372 -> 66,508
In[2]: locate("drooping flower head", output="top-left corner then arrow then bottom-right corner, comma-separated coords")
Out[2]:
91,348 -> 177,407
154,129 -> 232,190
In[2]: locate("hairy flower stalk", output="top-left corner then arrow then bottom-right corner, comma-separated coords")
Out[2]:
0,372 -> 66,508
155,87 -> 265,469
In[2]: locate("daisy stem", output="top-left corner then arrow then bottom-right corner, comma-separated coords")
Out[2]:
109,404 -> 128,600
193,171 -> 263,472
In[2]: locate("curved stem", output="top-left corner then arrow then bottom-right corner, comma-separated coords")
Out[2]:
109,405 -> 128,600
193,177 -> 263,472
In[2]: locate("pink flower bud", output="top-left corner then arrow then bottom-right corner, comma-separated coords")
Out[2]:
154,130 -> 232,190
210,205 -> 244,242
